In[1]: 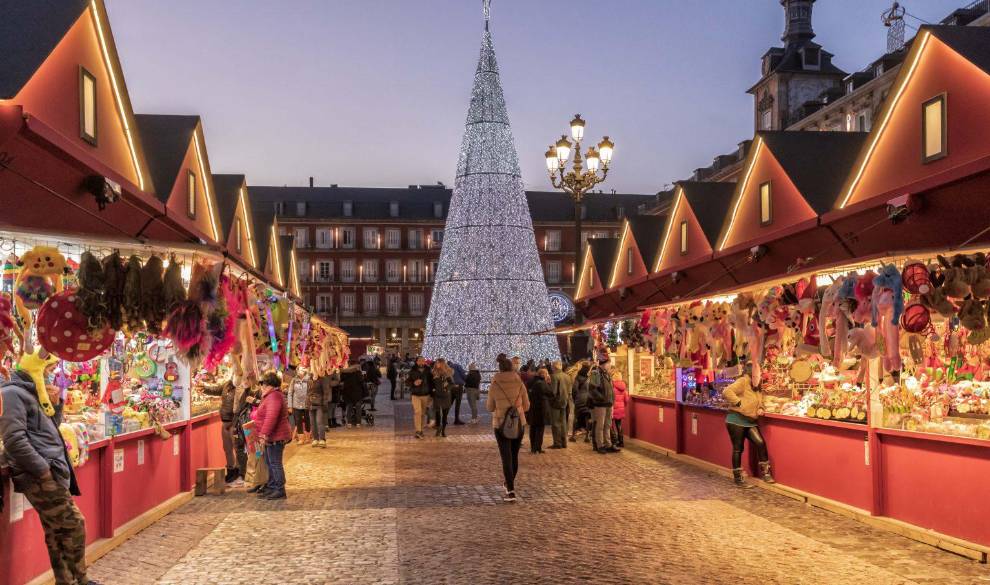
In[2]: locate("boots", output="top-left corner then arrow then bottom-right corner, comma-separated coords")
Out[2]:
759,461 -> 776,484
732,468 -> 754,488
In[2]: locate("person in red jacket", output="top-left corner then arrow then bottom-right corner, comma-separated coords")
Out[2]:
611,370 -> 630,448
255,372 -> 291,500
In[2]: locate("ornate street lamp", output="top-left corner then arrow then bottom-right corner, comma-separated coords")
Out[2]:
546,114 -> 614,285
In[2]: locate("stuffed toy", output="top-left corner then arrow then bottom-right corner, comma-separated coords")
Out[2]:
101,252 -> 126,331
938,255 -> 971,299
819,279 -> 849,368
795,275 -> 820,351
922,283 -> 957,318
966,263 -> 990,299
872,265 -> 904,374
959,298 -> 986,332
14,246 -> 70,338
2,253 -> 18,293
140,255 -> 166,334
17,349 -> 59,416
847,326 -> 880,387
851,271 -> 876,324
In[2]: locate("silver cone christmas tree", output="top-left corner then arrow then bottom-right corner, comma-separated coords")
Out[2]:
422,4 -> 560,375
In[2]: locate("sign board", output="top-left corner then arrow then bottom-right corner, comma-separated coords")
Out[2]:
137,440 -> 145,465
113,449 -> 124,473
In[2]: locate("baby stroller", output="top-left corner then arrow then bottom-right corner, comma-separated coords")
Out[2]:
361,382 -> 376,426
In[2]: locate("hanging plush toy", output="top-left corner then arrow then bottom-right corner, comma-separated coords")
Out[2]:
102,252 -> 126,331
13,246 -> 69,338
122,255 -> 143,332
847,326 -> 880,387
17,349 -> 59,417
3,253 -> 19,293
163,256 -> 186,312
75,251 -> 106,329
871,264 -> 904,375
140,255 -> 166,334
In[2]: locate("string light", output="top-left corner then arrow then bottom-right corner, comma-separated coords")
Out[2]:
422,22 -> 560,376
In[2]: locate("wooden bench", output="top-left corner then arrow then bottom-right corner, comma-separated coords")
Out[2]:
194,467 -> 226,496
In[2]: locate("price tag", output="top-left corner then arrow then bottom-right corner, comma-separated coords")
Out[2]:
113,449 -> 124,473
137,440 -> 145,465
658,407 -> 664,424
173,434 -> 180,456
864,439 -> 870,466
691,414 -> 698,436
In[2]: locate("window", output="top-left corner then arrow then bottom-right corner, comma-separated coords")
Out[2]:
847,81 -> 855,94
545,230 -> 561,252
627,248 -> 634,274
340,227 -> 355,249
294,227 -> 308,248
409,293 -> 425,316
316,294 -> 332,314
616,206 -> 625,220
363,227 -> 379,249
362,259 -> 378,282
759,181 -> 773,226
760,109 -> 772,131
385,228 -> 401,249
433,201 -> 444,218
340,293 -> 356,316
234,218 -> 243,253
296,202 -> 307,217
922,94 -> 947,163
364,293 -> 379,316
342,201 -> 353,217
317,260 -> 333,282
386,259 -> 401,282
679,221 -> 688,255
390,201 -> 400,218
186,171 -> 196,218
547,261 -> 562,284
296,258 -> 309,280
857,112 -> 869,132
430,229 -> 444,249
408,229 -> 423,250
428,261 -> 439,282
341,259 -> 356,282
316,228 -> 331,249
386,293 -> 401,316
79,68 -> 97,145
409,259 -> 423,283
802,47 -> 820,69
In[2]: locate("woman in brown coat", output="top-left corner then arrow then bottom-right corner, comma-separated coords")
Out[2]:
722,362 -> 774,487
486,355 -> 530,502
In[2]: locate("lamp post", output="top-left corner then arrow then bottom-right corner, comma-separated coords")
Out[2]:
545,114 -> 614,286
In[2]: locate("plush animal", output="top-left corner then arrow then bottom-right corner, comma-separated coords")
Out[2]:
13,246 -> 69,337
922,284 -> 957,318
847,326 -> 880,387
851,271 -> 877,324
938,255 -> 971,299
872,265 -> 904,374
17,349 -> 59,417
966,263 -> 990,299
959,298 -> 986,332
819,279 -> 849,368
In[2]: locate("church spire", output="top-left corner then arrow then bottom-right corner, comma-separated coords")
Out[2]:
781,0 -> 816,48
484,0 -> 491,31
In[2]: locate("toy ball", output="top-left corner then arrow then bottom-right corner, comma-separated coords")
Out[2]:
901,303 -> 931,334
901,262 -> 931,295
37,290 -> 114,362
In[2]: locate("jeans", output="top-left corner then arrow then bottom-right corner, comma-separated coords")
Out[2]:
466,388 -> 480,418
495,428 -> 523,492
435,406 -> 450,434
293,408 -> 310,435
726,423 -> 769,469
592,406 -> 613,449
411,394 -> 431,432
264,441 -> 286,493
310,406 -> 326,441
529,424 -> 545,452
345,401 -> 362,425
613,418 -> 624,447
221,420 -> 236,469
450,385 -> 464,421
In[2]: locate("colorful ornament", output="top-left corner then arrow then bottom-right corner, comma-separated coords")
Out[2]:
36,290 -> 114,362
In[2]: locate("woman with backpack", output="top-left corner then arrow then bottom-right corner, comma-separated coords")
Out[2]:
431,360 -> 454,437
486,355 -> 530,502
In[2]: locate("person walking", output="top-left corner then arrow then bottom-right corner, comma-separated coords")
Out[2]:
570,362 -> 591,443
340,362 -> 365,427
308,369 -> 330,447
450,362 -> 467,425
0,354 -> 91,585
464,363 -> 482,423
326,368 -> 342,428
363,359 -> 382,411
486,356 -> 530,502
611,370 -> 630,448
387,357 -> 399,400
287,367 -> 311,445
722,362 -> 775,487
588,358 -> 619,453
526,367 -> 551,454
407,356 -> 433,439
548,361 -> 572,448
431,360 -> 454,437
255,372 -> 291,500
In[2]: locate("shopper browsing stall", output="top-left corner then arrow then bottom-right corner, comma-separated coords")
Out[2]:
722,362 -> 775,487
287,367 -> 312,445
255,372 -> 291,500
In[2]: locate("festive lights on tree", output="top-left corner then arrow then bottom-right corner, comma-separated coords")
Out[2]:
422,3 -> 561,376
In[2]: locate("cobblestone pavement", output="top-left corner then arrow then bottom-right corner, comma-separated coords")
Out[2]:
89,383 -> 990,585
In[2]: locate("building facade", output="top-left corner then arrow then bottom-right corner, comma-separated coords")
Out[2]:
251,184 -> 660,355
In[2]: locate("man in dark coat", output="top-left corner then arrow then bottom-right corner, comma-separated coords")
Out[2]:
387,357 -> 399,400
340,363 -> 366,427
0,356 -> 89,585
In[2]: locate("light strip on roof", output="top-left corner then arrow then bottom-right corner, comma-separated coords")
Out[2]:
192,129 -> 221,242
608,219 -> 632,289
239,187 -> 258,268
576,241 -> 593,300
271,223 -> 283,287
290,249 -> 300,297
839,31 -> 931,209
90,1 -> 144,191
655,187 -> 683,272
717,136 -> 764,251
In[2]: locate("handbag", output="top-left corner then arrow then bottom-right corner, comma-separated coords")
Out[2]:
493,380 -> 523,440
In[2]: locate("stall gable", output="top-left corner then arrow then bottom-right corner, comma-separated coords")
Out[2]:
1,1 -> 148,190
576,239 -> 616,301
654,190 -> 712,275
280,235 -> 301,299
608,219 -> 650,290
716,136 -> 816,253
213,174 -> 260,270
839,26 -> 990,210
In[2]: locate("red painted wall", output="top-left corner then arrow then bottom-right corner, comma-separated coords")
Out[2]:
719,145 -> 816,253
1,8 -> 141,187
679,405 -> 747,471
189,417 -> 227,473
845,36 -> 990,208
110,433 -> 182,528
630,398 -> 678,451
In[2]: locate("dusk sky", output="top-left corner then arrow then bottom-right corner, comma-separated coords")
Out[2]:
106,0 -> 966,195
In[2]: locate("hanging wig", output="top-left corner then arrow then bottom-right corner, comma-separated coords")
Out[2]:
203,276 -> 243,371
164,302 -> 204,353
140,255 -> 166,334
188,261 -> 220,305
163,255 -> 186,312
76,251 -> 106,328
101,252 -> 126,331
122,255 -> 143,331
